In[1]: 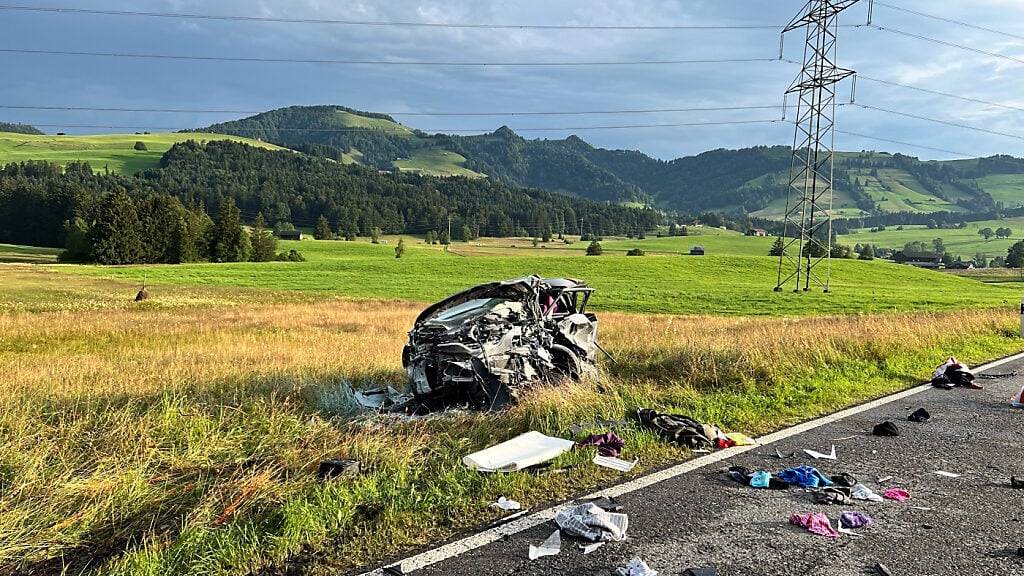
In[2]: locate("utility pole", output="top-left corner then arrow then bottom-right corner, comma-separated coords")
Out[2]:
775,0 -> 860,293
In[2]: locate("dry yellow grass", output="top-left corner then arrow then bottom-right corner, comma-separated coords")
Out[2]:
1,266 -> 1021,575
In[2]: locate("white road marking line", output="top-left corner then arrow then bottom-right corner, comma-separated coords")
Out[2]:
357,350 -> 1024,575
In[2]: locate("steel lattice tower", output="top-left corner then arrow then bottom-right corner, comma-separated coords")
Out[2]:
775,0 -> 859,293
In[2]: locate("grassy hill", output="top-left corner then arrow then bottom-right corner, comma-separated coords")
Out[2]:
0,131 -> 283,174
841,216 -> 1024,259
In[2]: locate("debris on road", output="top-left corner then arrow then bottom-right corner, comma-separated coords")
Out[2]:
726,466 -> 788,489
490,496 -> 522,511
354,386 -> 414,412
554,502 -> 629,542
1011,476 -> 1024,489
1012,384 -> 1024,408
593,454 -> 638,472
578,495 -> 624,512
578,431 -> 625,457
316,459 -> 360,480
775,448 -> 797,459
804,444 -> 837,460
463,431 -> 575,472
872,421 -> 900,437
778,464 -> 833,488
617,557 -> 657,576
908,407 -> 931,422
682,568 -> 718,576
580,542 -> 604,554
726,432 -> 756,446
790,512 -> 840,539
883,487 -> 911,502
528,529 -> 561,560
851,483 -> 885,502
877,475 -> 894,483
840,511 -> 874,529
403,276 -> 600,412
812,486 -> 851,505
873,562 -> 894,576
931,356 -> 979,389
933,470 -> 960,478
831,472 -> 858,488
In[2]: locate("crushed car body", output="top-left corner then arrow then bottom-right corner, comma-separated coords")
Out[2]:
402,275 -> 600,411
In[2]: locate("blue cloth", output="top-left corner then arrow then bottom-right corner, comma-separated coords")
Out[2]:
750,471 -> 772,488
777,465 -> 833,488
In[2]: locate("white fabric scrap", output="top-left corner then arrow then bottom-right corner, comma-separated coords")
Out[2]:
463,431 -> 575,472
617,557 -> 658,576
554,503 -> 629,542
804,444 -> 837,460
838,525 -> 865,538
580,542 -> 605,554
490,496 -> 522,511
933,470 -> 961,478
528,530 -> 561,560
593,454 -> 639,472
851,483 -> 884,502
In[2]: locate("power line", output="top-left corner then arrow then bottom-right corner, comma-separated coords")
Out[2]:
0,4 -> 785,30
869,25 -> 1024,66
856,75 -> 1024,114
831,128 -> 976,158
26,119 -> 783,133
846,102 -> 1024,141
0,48 -> 782,67
873,1 -> 1024,42
0,103 -> 784,116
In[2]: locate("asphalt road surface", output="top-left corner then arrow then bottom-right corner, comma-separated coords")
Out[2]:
400,356 -> 1024,576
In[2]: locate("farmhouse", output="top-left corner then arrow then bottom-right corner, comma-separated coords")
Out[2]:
746,228 -> 768,237
275,230 -> 302,240
902,251 -> 942,269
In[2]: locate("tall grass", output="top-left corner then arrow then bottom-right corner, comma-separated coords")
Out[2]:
1,274 -> 1019,574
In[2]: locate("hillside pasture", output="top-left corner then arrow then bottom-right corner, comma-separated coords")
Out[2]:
841,216 -> 1024,260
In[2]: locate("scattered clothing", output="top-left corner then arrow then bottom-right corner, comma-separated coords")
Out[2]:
908,407 -> 931,423
851,483 -> 885,502
813,486 -> 851,505
637,409 -> 729,450
883,487 -> 911,502
528,530 -> 561,560
578,495 -> 623,512
775,448 -> 797,459
873,421 -> 900,437
577,432 -> 625,457
554,503 -> 629,542
617,557 -> 658,576
790,512 -> 839,539
831,473 -> 858,488
1012,384 -> 1024,408
491,496 -> 521,511
750,471 -> 771,488
726,432 -> 756,446
933,470 -> 960,478
804,445 -> 837,460
840,511 -> 874,528
778,465 -> 833,488
931,356 -> 979,389
579,542 -> 604,554
874,562 -> 894,576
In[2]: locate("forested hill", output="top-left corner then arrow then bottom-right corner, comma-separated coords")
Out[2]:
197,105 -> 1024,219
0,139 -> 661,249
0,122 -> 43,135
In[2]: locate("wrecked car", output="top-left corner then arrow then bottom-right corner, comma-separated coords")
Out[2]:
402,275 -> 600,411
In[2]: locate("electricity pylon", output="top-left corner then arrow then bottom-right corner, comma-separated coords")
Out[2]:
775,0 -> 859,293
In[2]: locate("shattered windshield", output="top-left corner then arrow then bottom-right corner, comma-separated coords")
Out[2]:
427,298 -> 507,324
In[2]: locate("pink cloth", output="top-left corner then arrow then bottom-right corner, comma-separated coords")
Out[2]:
789,512 -> 839,539
883,487 -> 910,502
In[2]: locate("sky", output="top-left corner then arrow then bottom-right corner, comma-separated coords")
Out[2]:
1,0 -> 1023,160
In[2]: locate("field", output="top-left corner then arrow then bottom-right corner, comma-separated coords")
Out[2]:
58,237 -> 1023,316
0,243 -> 60,264
977,174 -> 1024,208
850,168 -> 965,214
841,216 -> 1024,259
4,236 -> 1024,575
0,132 -> 283,174
750,188 -> 868,220
392,148 -> 483,178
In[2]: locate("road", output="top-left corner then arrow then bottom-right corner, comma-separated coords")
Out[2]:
368,354 -> 1024,576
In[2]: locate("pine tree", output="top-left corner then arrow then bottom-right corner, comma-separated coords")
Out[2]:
394,237 -> 406,259
210,197 -> 246,262
439,230 -> 450,245
250,212 -> 278,262
586,240 -> 603,256
769,237 -> 785,256
461,225 -> 473,242
90,189 -> 144,264
370,227 -> 382,244
59,217 -> 91,262
314,215 -> 334,240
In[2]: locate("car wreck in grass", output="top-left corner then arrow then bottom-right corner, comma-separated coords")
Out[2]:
402,275 -> 601,411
